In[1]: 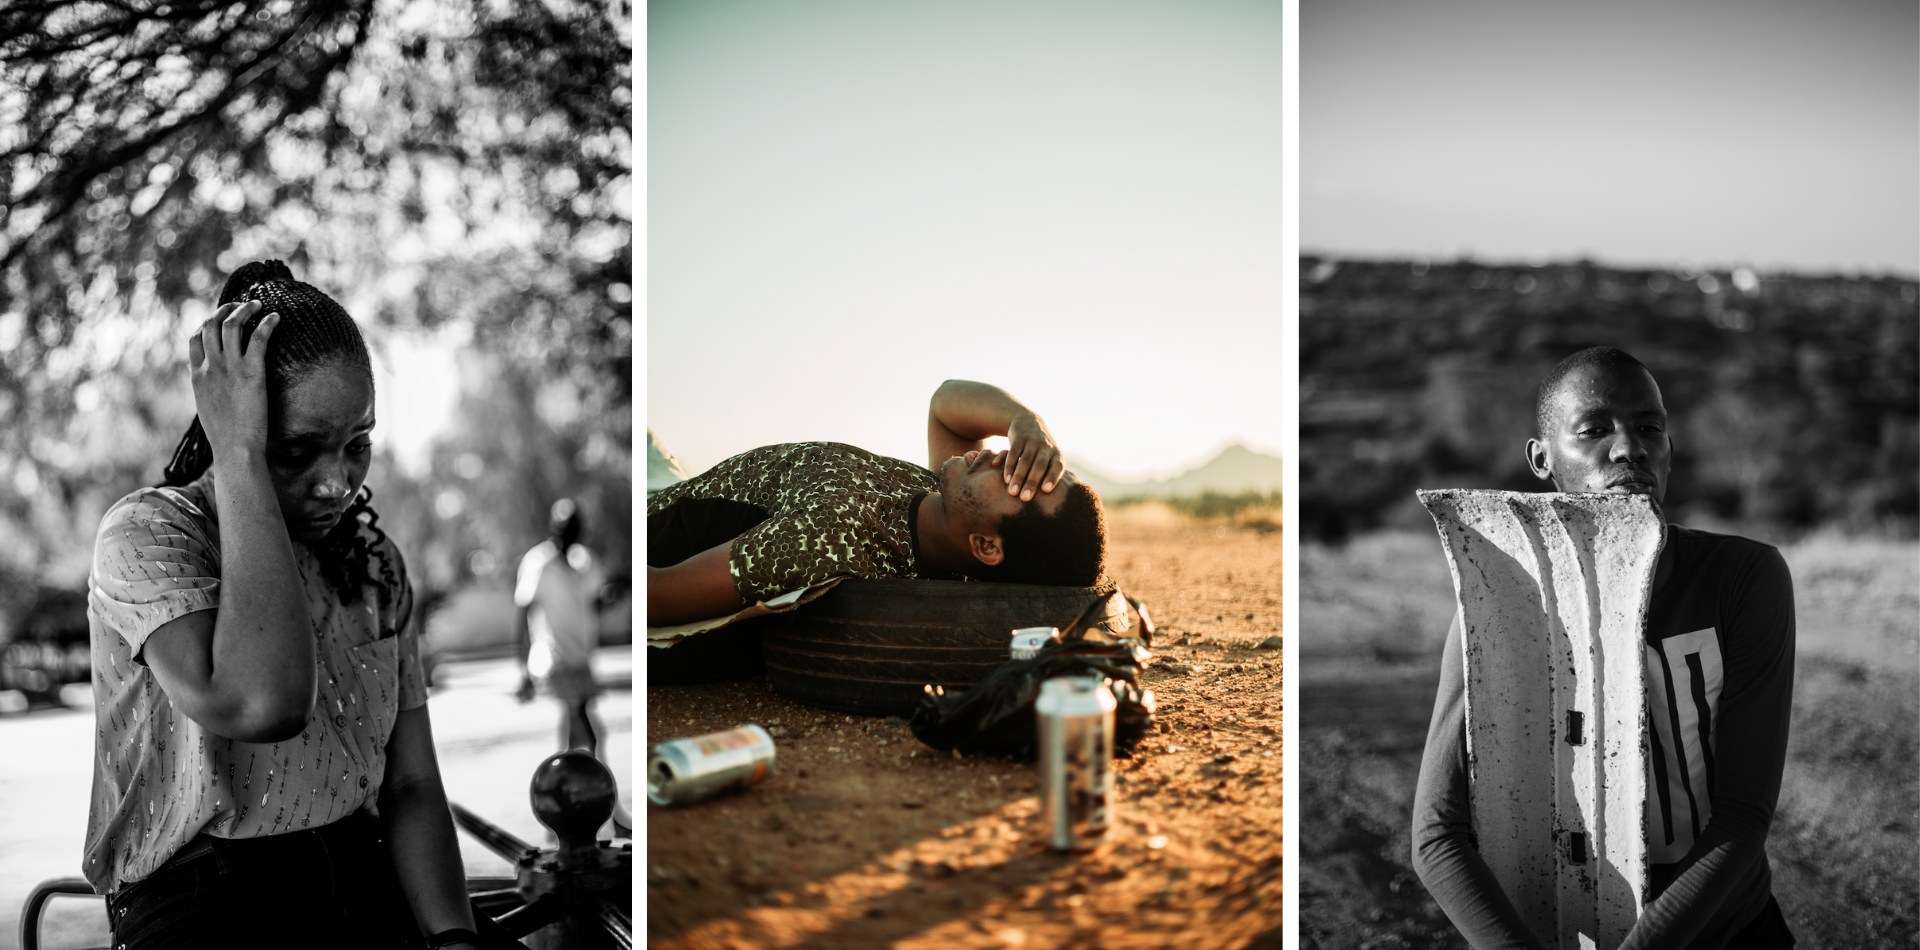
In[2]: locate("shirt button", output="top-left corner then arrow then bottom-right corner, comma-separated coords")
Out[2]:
335,714 -> 347,728
359,775 -> 369,789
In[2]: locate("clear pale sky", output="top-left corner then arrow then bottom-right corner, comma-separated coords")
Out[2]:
1304,0 -> 1919,275
647,0 -> 1283,479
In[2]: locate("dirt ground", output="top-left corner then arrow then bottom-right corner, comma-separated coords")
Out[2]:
644,504 -> 1283,950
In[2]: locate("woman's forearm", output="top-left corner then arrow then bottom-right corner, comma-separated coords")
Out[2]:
207,453 -> 316,733
382,775 -> 478,937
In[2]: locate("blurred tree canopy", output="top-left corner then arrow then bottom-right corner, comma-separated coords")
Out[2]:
1301,257 -> 1918,543
0,0 -> 632,628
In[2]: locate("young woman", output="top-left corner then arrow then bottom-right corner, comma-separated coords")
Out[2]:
83,261 -> 502,949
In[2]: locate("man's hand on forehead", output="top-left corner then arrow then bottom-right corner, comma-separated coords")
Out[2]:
987,449 -> 1074,505
998,411 -> 1066,501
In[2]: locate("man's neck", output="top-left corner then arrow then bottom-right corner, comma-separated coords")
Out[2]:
914,493 -> 973,575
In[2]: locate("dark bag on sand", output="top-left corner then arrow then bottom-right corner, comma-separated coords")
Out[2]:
908,593 -> 1158,760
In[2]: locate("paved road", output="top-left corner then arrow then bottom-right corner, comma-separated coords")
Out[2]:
0,648 -> 633,950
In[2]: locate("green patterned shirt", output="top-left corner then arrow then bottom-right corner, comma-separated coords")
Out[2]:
647,442 -> 939,603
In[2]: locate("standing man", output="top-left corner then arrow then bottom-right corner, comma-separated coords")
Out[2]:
514,499 -> 604,756
1411,346 -> 1797,949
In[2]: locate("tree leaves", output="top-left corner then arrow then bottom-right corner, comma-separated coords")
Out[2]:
0,0 -> 633,594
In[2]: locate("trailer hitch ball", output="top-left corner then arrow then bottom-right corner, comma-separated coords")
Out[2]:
531,751 -> 619,851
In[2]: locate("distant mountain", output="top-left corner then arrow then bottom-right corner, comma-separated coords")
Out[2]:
1076,444 -> 1283,500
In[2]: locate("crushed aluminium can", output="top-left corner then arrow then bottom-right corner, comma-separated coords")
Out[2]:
1010,626 -> 1061,660
647,724 -> 776,806
1035,674 -> 1117,850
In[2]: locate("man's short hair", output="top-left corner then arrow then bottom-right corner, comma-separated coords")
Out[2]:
977,481 -> 1107,587
1535,346 -> 1649,439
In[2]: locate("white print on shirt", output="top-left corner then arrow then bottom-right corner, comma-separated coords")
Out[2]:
1645,627 -> 1723,864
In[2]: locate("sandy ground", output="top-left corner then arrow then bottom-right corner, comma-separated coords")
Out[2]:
643,505 -> 1283,950
0,648 -> 634,950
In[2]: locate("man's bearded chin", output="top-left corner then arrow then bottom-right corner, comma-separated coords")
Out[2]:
938,455 -> 963,497
938,455 -> 977,509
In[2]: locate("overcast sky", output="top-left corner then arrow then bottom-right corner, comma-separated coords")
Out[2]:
1303,0 -> 1918,274
647,0 -> 1282,479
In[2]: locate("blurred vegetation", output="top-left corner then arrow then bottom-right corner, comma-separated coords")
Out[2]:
1301,256 -> 1918,543
0,0 -> 632,637
1115,489 -> 1284,526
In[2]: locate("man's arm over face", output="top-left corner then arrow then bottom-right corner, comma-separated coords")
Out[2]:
926,379 -> 1064,501
646,540 -> 744,626
1411,610 -> 1552,950
1620,545 -> 1795,949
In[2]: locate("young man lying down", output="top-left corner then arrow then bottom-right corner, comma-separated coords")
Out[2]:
646,381 -> 1108,681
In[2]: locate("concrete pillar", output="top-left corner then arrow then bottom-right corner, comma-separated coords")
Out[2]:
1419,490 -> 1664,949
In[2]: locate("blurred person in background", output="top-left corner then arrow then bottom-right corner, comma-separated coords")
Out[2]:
85,262 -> 507,950
1412,346 -> 1796,949
514,498 -> 631,839
514,498 -> 604,755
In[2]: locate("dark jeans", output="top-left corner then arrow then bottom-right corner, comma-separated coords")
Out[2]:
106,813 -> 523,950
648,497 -> 774,685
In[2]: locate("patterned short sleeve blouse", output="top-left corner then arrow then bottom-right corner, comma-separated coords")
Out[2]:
83,474 -> 425,894
646,442 -> 940,604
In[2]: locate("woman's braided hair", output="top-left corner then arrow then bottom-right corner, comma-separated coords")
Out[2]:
160,260 -> 399,605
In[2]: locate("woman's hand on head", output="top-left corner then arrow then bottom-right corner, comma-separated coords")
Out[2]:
189,300 -> 280,467
996,411 -> 1065,502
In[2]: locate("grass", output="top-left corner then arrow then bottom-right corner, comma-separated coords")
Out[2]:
1113,491 -> 1283,531
1301,529 -> 1919,948
1300,531 -> 1454,668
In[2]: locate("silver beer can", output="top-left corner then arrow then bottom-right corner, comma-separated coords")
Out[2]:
1010,626 -> 1061,660
647,724 -> 776,807
1035,674 -> 1117,850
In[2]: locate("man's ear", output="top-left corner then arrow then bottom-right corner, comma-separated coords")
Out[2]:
1525,437 -> 1553,481
968,531 -> 1005,567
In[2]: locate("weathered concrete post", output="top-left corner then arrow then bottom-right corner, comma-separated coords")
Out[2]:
1419,490 -> 1664,949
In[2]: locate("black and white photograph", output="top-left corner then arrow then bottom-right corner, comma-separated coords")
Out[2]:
1297,2 -> 1917,948
1,4 -> 634,948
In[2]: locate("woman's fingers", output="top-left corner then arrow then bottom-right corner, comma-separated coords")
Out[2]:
247,312 -> 279,361
187,301 -> 275,462
198,301 -> 267,367
197,315 -> 223,369
219,300 -> 249,355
